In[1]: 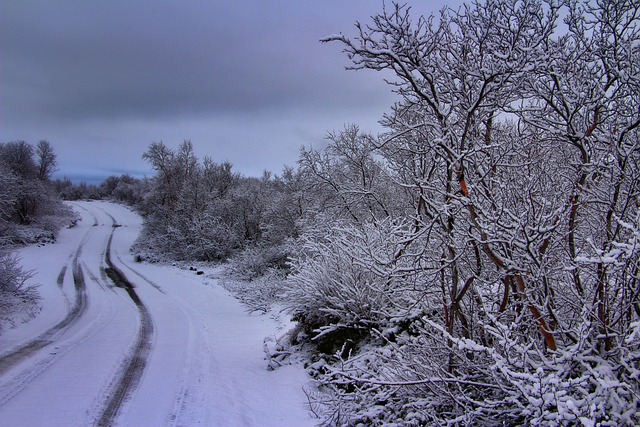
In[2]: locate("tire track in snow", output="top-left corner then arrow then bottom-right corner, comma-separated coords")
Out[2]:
115,260 -> 202,426
95,227 -> 154,426
56,265 -> 67,288
0,228 -> 92,375
0,229 -> 97,408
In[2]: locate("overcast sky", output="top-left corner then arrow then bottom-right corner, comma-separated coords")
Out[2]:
1,0 -> 454,183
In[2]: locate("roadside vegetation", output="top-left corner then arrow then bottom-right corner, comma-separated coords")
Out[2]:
0,140 -> 75,332
22,0 -> 640,424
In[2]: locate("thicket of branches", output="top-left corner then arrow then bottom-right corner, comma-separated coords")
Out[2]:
278,0 -> 640,425
0,250 -> 38,334
0,140 -> 73,332
131,140 -> 304,271
0,140 -> 73,243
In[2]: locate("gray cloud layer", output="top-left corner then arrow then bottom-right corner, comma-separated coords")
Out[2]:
1,0 -> 451,180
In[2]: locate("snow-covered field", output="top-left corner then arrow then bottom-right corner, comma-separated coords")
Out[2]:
0,201 -> 315,427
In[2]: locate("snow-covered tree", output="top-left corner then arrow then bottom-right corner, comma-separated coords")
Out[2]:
137,141 -> 301,263
0,141 -> 37,179
298,125 -> 402,225
0,140 -> 72,232
35,139 -> 58,181
282,0 -> 640,424
0,139 -> 71,333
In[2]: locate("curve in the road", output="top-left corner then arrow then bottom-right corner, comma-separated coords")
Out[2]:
68,202 -> 100,227
96,228 -> 154,426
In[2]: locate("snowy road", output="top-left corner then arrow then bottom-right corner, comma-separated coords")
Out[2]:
0,201 -> 315,427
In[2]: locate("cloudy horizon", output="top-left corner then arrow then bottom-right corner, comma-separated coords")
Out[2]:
1,1 -> 455,184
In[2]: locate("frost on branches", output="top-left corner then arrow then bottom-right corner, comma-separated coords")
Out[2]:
0,140 -> 71,333
282,0 -> 640,425
0,250 -> 39,333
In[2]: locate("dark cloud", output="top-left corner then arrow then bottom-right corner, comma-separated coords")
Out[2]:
1,0 -> 454,179
2,1 -> 390,121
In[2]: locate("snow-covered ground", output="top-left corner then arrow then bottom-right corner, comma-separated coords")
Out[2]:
0,201 -> 316,427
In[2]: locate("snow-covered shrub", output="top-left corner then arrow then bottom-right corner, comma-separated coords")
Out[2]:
228,242 -> 292,280
0,249 -> 39,333
28,200 -> 77,242
132,207 -> 242,262
180,210 -> 242,261
291,203 -> 640,426
310,313 -> 640,426
1,156 -> 75,245
284,219 -> 415,354
220,268 -> 288,314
